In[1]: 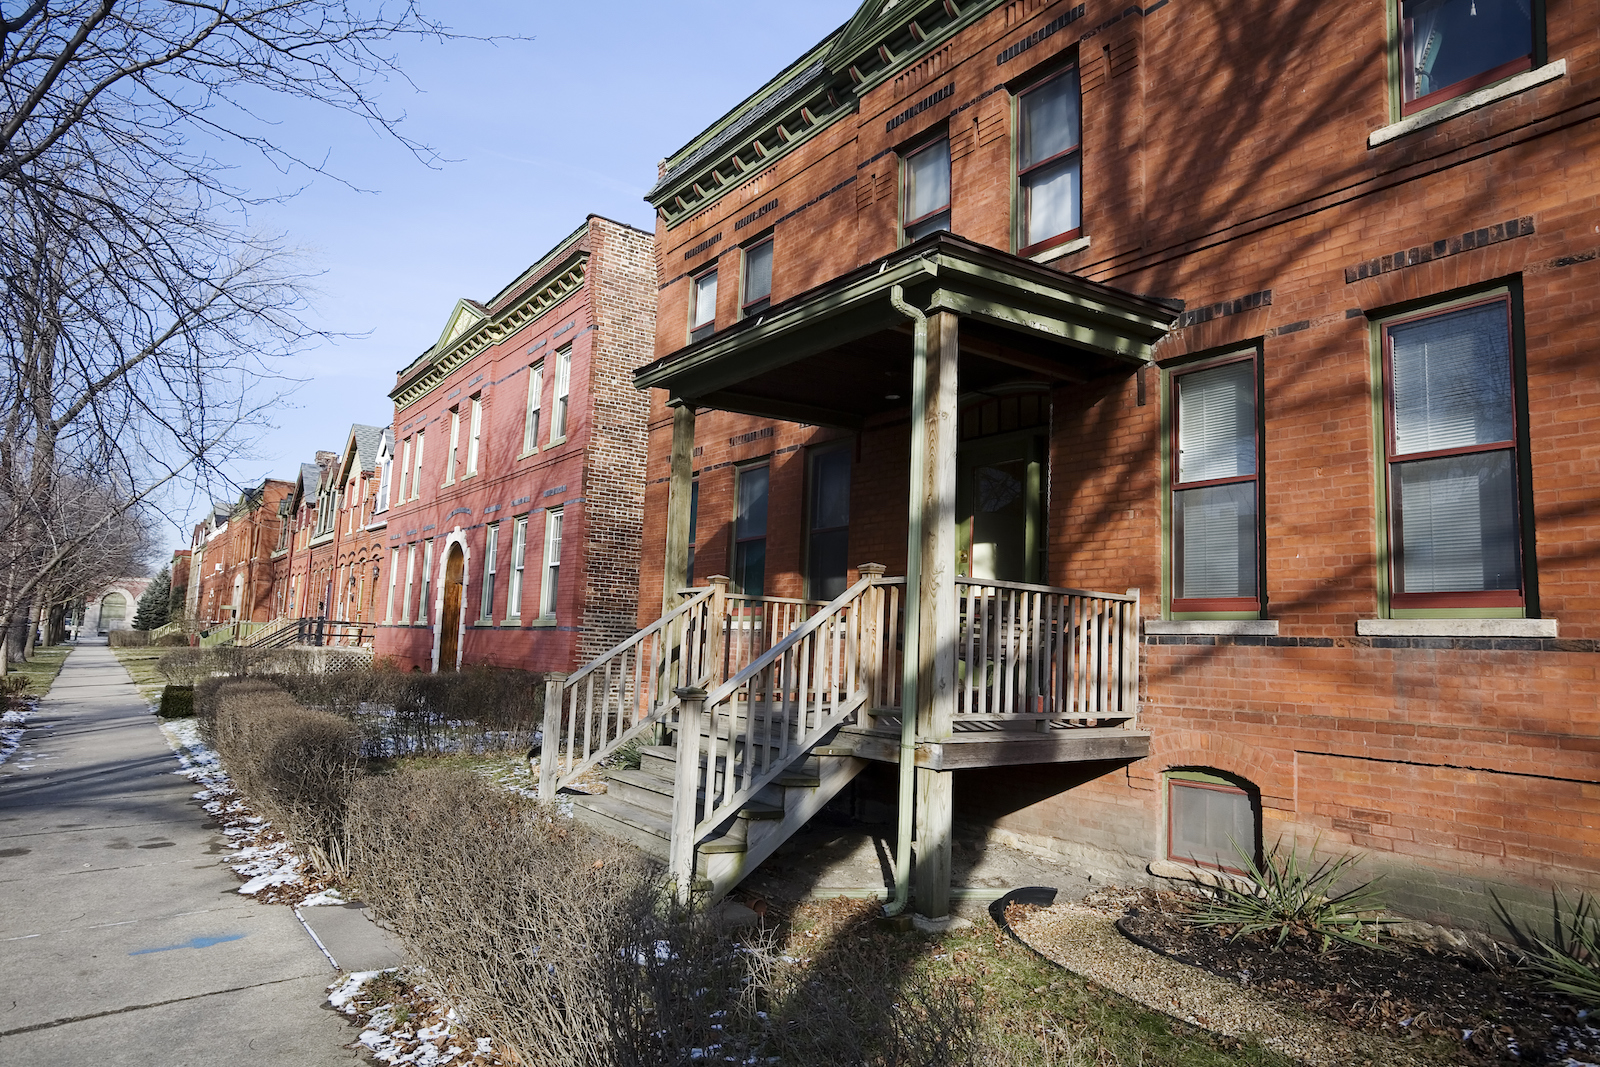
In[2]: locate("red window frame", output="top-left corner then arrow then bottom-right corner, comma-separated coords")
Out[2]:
1016,64 -> 1083,259
689,267 -> 718,344
741,237 -> 773,318
1169,353 -> 1262,614
1382,294 -> 1524,610
1167,778 -> 1256,875
1398,0 -> 1534,116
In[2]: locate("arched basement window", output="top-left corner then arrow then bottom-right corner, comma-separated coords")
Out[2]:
1166,768 -> 1261,874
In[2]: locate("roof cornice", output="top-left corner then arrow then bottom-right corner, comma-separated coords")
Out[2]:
391,248 -> 588,411
648,0 -> 1004,229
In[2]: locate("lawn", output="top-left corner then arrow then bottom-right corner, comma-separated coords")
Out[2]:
6,645 -> 72,697
111,646 -> 169,704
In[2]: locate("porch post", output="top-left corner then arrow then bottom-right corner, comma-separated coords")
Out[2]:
663,402 -> 697,614
914,310 -> 960,918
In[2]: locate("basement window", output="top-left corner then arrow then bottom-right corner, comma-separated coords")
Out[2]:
1167,771 -> 1259,873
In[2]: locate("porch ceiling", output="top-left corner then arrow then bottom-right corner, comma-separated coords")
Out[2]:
634,233 -> 1180,428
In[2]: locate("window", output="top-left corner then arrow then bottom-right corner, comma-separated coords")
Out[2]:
1382,295 -> 1524,610
687,480 -> 700,586
734,465 -> 769,597
376,450 -> 391,513
1399,0 -> 1534,115
480,523 -> 498,621
903,137 -> 951,242
445,408 -> 460,485
507,517 -> 528,619
418,539 -> 434,625
690,269 -> 718,343
742,239 -> 773,318
550,346 -> 571,443
398,437 -> 411,503
466,395 -> 483,475
1016,66 -> 1082,256
1170,355 -> 1261,614
1167,771 -> 1259,873
410,433 -> 425,501
808,447 -> 851,601
541,508 -> 564,618
523,362 -> 543,454
385,548 -> 400,622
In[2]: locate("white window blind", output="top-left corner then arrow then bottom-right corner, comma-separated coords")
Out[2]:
1389,302 -> 1513,455
1177,361 -> 1256,483
1175,483 -> 1258,599
1396,452 -> 1521,593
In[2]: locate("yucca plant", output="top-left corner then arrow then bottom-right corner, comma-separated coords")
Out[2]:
1522,891 -> 1600,1008
1185,838 -> 1392,952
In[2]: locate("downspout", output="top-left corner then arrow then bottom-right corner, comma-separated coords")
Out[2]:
884,282 -> 926,917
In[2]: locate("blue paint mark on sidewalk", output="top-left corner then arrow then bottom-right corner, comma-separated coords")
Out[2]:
129,933 -> 247,955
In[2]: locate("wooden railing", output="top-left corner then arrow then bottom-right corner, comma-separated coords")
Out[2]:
954,578 -> 1140,725
671,569 -> 888,901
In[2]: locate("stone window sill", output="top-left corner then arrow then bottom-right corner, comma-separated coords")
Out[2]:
1031,235 -> 1091,265
499,617 -> 523,628
529,618 -> 558,629
1368,61 -> 1566,148
1148,859 -> 1254,894
1145,620 -> 1279,636
1355,618 -> 1557,638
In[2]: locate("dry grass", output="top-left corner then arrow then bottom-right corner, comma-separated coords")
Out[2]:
112,646 -> 167,702
9,645 -> 72,697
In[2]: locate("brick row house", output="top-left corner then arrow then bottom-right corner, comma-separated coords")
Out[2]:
188,480 -> 293,625
537,0 -> 1600,929
370,215 -> 656,673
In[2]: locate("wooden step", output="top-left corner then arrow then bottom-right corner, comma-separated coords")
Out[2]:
606,767 -> 783,822
571,792 -> 749,860
640,745 -> 825,789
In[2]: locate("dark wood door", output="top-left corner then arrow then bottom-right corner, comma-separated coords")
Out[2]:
439,544 -> 465,671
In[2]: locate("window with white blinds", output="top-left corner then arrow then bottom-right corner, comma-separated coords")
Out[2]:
1385,297 -> 1523,605
1171,356 -> 1260,611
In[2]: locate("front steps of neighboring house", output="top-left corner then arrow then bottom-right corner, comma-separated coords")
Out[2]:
572,724 -> 868,900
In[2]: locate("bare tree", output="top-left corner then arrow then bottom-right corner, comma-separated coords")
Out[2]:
0,2 -> 501,667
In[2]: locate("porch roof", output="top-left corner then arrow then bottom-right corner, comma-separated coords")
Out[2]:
634,233 -> 1180,428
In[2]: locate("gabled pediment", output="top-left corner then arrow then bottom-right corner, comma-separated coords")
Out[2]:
433,299 -> 488,353
825,0 -> 945,73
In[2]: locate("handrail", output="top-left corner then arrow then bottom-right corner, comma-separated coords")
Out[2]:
564,586 -> 716,689
957,575 -> 1138,601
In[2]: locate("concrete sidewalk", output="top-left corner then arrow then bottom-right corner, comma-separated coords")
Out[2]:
0,642 -> 366,1066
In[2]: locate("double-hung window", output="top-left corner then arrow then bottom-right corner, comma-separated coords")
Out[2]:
507,517 -> 528,619
1382,295 -> 1525,611
903,137 -> 951,242
418,539 -> 434,625
410,432 -> 425,501
385,548 -> 400,622
1398,0 -> 1535,115
550,346 -> 571,444
523,362 -> 543,454
734,465 -> 769,598
480,523 -> 498,622
690,269 -> 718,343
401,544 -> 417,623
398,437 -> 412,503
465,395 -> 483,476
1170,355 -> 1261,614
541,508 -> 563,618
742,239 -> 773,318
807,447 -> 851,601
445,408 -> 460,485
1016,66 -> 1082,256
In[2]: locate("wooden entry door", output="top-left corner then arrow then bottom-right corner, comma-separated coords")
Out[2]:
439,544 -> 465,672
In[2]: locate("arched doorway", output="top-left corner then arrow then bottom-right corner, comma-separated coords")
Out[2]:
438,543 -> 465,672
98,592 -> 127,634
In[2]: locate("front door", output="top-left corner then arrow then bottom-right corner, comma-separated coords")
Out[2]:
438,544 -> 465,672
957,431 -> 1046,584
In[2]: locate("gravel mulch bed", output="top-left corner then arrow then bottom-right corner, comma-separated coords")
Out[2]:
1007,894 -> 1431,1067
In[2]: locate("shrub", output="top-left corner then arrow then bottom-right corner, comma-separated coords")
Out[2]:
209,680 -> 361,875
109,629 -> 149,647
0,675 -> 32,697
157,685 -> 195,718
1514,890 -> 1600,1008
157,647 -> 213,685
1184,839 -> 1390,951
154,632 -> 191,647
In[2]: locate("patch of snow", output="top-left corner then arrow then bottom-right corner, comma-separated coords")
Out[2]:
300,887 -> 349,907
0,706 -> 32,768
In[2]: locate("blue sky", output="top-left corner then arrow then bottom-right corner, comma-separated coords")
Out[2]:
195,1 -> 860,522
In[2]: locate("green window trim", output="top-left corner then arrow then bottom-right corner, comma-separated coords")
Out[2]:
1366,283 -> 1538,619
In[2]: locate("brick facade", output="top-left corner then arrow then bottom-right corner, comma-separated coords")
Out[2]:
639,0 -> 1600,928
371,216 -> 655,673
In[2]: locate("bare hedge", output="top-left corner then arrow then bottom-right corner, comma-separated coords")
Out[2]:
207,680 -> 360,875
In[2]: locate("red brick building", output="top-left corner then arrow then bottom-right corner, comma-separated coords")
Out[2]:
569,0 -> 1600,927
189,479 -> 293,625
371,216 -> 656,673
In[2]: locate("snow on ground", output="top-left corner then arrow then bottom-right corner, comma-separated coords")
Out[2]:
329,969 -> 504,1066
156,719 -> 332,905
0,706 -> 31,768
